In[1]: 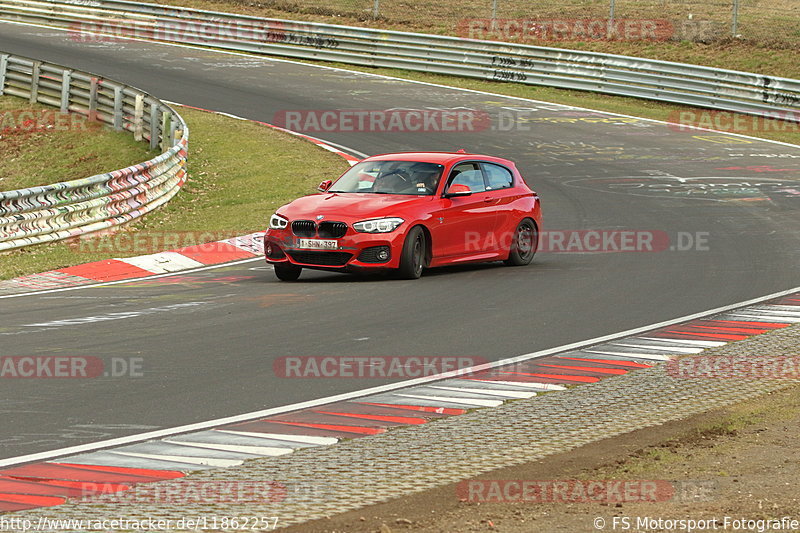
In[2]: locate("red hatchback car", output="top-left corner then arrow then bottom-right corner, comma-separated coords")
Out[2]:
264,151 -> 541,280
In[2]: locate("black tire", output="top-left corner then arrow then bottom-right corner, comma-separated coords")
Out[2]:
397,226 -> 426,279
504,219 -> 538,266
274,262 -> 302,281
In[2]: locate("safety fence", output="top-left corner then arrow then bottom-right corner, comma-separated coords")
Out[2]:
0,51 -> 188,251
194,0 -> 800,46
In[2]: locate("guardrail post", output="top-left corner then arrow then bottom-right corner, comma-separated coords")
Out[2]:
607,0 -> 616,39
732,0 -> 740,37
0,54 -> 8,96
160,111 -> 170,152
88,76 -> 98,121
113,85 -> 123,131
30,61 -> 41,103
60,70 -> 72,112
133,93 -> 144,141
372,0 -> 379,19
149,103 -> 159,150
171,121 -> 181,146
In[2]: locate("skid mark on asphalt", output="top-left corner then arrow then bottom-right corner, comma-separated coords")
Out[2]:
21,302 -> 210,329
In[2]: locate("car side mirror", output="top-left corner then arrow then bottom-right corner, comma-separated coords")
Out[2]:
443,188 -> 473,198
317,180 -> 333,192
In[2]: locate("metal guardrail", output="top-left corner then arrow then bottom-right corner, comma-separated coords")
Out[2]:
0,0 -> 798,122
0,52 -> 188,251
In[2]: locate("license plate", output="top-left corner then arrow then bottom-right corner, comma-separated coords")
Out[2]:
296,239 -> 338,250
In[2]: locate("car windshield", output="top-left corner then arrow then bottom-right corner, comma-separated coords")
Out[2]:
329,160 -> 444,195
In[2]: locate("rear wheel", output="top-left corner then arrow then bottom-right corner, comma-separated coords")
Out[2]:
274,262 -> 302,281
397,226 -> 426,279
504,219 -> 538,266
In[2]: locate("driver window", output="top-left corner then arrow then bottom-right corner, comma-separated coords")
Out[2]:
446,163 -> 486,194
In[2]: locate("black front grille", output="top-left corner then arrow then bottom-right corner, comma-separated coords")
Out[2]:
318,221 -> 348,238
291,220 -> 317,238
287,251 -> 352,267
358,246 -> 391,263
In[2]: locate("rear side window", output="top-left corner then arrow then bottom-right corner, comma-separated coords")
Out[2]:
482,163 -> 514,190
447,162 -> 486,193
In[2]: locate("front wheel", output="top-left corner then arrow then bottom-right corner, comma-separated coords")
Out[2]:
274,262 -> 302,281
504,219 -> 538,266
397,226 -> 426,279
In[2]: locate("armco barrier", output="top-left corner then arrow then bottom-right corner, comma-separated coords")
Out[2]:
0,0 -> 798,122
0,52 -> 188,251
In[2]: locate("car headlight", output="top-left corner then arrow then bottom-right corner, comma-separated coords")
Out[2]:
269,213 -> 289,230
353,217 -> 405,233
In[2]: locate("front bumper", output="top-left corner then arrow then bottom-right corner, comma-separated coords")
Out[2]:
264,229 -> 406,271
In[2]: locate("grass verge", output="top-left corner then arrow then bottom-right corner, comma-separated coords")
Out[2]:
0,103 -> 349,280
587,384 -> 798,482
0,97 -> 152,191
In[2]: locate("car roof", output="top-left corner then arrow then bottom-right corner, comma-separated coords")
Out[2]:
363,152 -> 515,167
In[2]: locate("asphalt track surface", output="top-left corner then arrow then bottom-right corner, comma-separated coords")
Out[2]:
1,22 -> 799,460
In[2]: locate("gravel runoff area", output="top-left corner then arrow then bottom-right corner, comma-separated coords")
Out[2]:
6,323 -> 800,532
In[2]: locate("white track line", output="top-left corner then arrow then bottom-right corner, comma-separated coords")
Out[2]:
1,284 -> 797,469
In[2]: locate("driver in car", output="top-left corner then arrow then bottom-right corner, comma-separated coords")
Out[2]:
373,164 -> 442,194
373,169 -> 414,193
